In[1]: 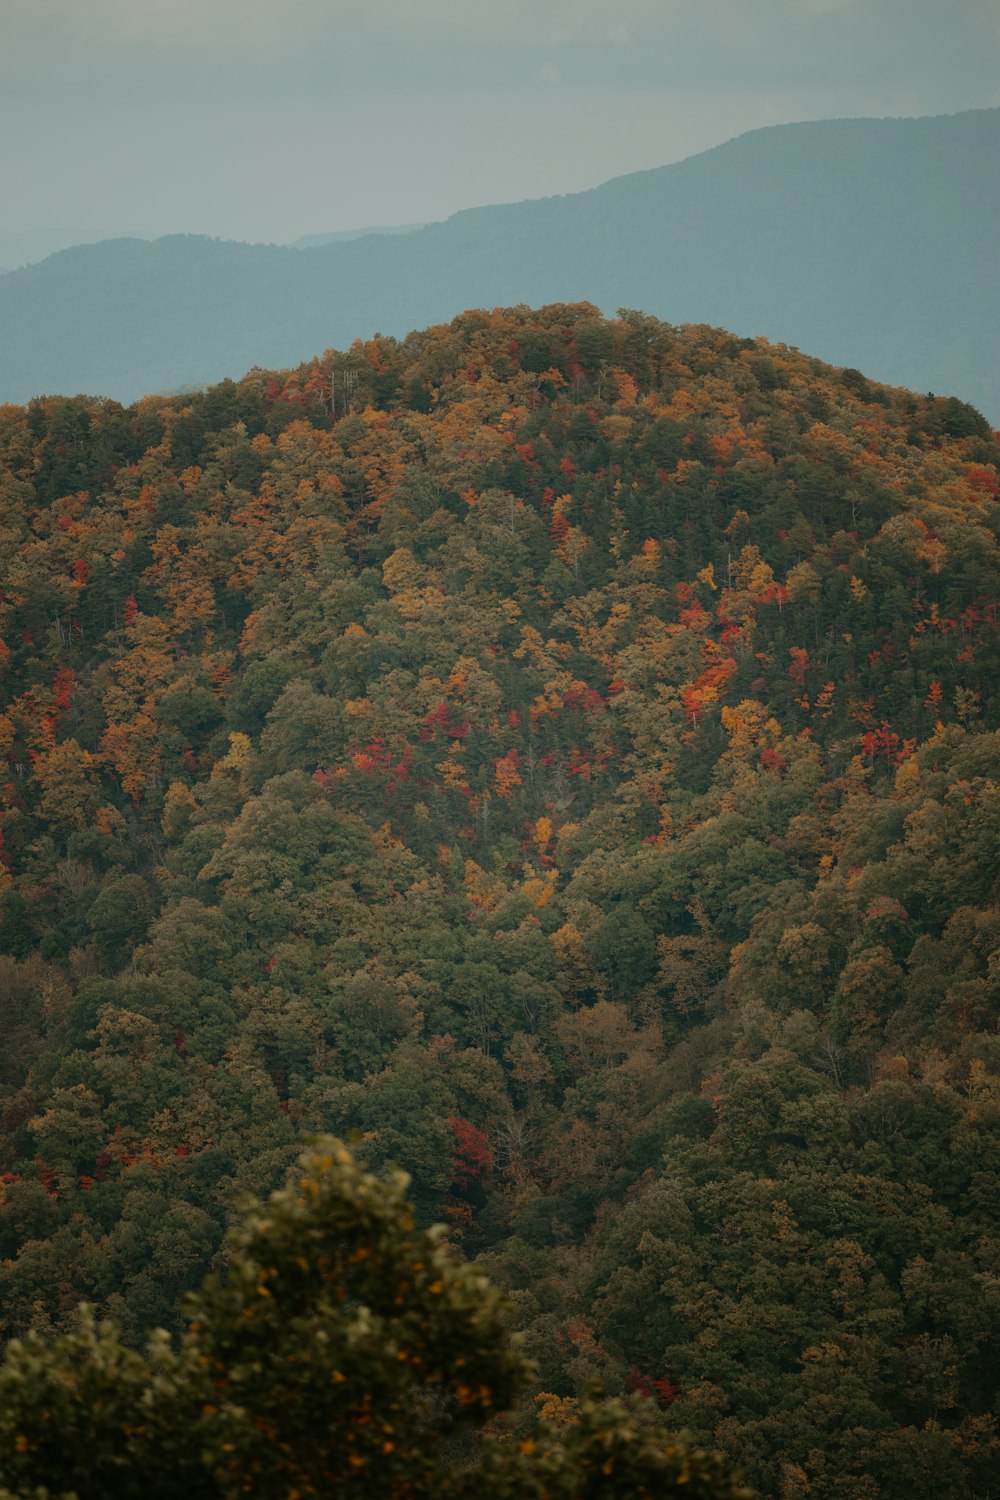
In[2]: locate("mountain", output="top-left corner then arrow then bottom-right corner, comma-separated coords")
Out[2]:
0,305 -> 998,1495
289,222 -> 426,248
0,109 -> 997,419
0,227 -> 155,275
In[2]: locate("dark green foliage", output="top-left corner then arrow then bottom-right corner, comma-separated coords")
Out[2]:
0,1143 -> 748,1499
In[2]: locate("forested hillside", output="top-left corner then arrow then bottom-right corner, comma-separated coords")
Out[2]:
1,109 -> 998,421
0,304 -> 998,1496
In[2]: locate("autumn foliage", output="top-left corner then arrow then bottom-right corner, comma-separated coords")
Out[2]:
0,306 -> 997,1495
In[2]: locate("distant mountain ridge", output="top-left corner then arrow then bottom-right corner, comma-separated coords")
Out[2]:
1,108 -> 997,418
0,227 -> 156,275
289,223 -> 426,249
0,223 -> 426,275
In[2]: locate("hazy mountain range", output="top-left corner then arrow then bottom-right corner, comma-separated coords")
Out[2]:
1,108 -> 996,419
0,224 -> 424,274
0,228 -> 156,276
288,224 -> 426,250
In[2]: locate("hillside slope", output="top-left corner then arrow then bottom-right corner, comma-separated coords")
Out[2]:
0,109 -> 997,419
0,306 -> 998,1494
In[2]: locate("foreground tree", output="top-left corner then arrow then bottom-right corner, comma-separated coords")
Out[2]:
0,1140 -> 749,1499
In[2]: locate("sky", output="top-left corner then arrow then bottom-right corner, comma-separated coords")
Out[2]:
2,0 -> 999,247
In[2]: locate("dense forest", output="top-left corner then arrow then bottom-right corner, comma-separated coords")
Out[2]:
0,303 -> 998,1496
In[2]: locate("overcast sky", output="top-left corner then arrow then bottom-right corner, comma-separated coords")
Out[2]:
3,0 -> 998,245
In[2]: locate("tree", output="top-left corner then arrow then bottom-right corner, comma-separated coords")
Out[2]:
0,1141 -> 748,1499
